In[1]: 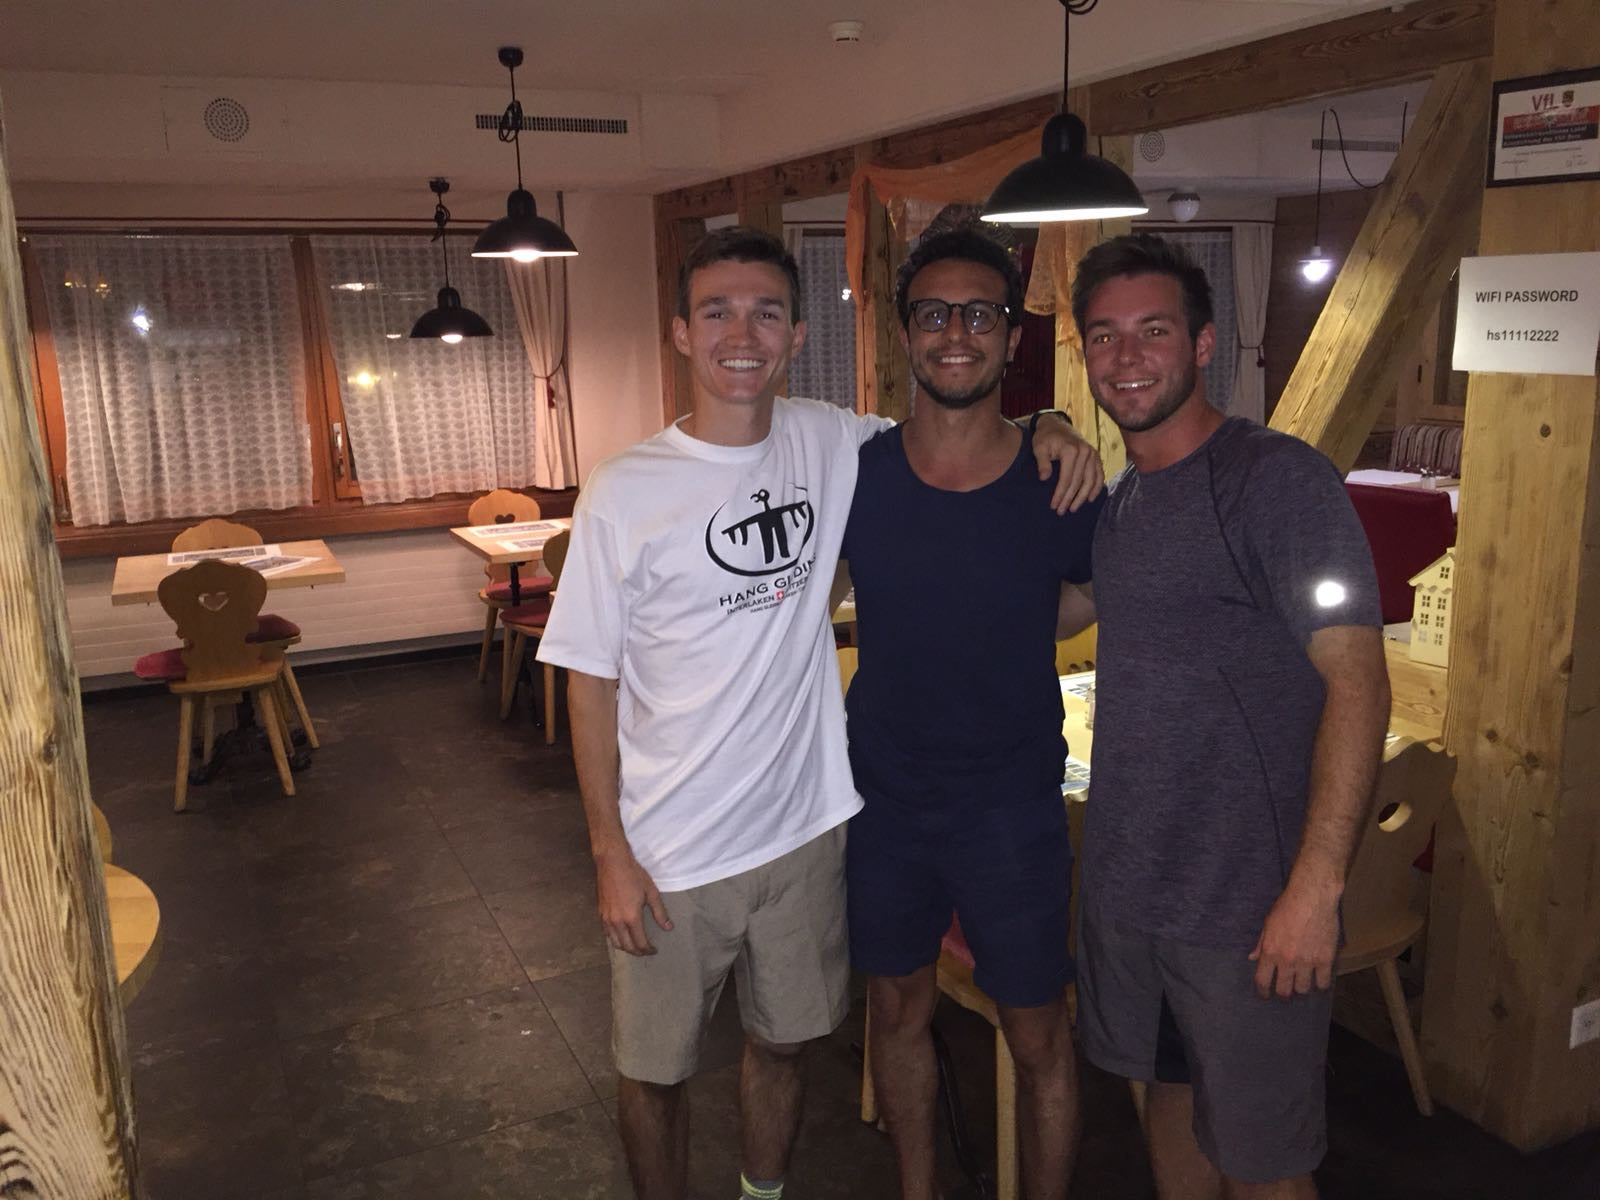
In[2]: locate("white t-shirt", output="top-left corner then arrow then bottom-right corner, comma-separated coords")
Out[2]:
538,397 -> 891,891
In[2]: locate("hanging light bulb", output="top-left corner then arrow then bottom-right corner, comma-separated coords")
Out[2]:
1299,110 -> 1335,285
410,178 -> 493,343
982,0 -> 1148,225
473,46 -> 579,262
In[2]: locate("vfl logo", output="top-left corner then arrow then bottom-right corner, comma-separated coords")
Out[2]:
705,486 -> 814,577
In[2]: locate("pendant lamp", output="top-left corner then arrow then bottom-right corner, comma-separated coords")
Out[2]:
1299,110 -> 1334,284
473,46 -> 579,262
982,0 -> 1148,225
410,178 -> 493,343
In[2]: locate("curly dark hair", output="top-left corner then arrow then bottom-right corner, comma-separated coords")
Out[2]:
894,227 -> 1025,330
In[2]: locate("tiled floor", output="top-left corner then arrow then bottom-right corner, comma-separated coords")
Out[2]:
86,651 -> 1600,1199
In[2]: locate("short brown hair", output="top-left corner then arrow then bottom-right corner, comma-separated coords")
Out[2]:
1070,233 -> 1213,340
677,226 -> 802,321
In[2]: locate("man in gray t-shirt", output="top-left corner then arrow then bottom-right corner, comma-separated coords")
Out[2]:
1071,235 -> 1390,1197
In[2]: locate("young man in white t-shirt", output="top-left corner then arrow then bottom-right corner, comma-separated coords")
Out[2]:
536,227 -> 1099,1200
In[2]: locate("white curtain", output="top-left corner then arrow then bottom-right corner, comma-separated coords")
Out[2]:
32,234 -> 311,526
1164,230 -> 1237,413
786,230 -> 856,411
1232,224 -> 1272,424
504,259 -> 578,489
311,236 -> 539,504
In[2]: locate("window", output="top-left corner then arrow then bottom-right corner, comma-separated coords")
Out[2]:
30,234 -> 311,526
786,230 -> 856,410
23,230 -> 556,544
310,236 -> 539,505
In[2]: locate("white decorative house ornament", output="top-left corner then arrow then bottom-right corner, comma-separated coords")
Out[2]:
1408,548 -> 1456,668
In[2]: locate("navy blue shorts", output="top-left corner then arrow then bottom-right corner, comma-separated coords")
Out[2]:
845,787 -> 1073,1008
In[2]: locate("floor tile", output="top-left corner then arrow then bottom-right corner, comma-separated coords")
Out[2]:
303,1102 -> 631,1199
442,802 -> 594,895
268,895 -> 527,1039
281,985 -> 596,1178
133,1042 -> 303,1199
484,878 -> 609,982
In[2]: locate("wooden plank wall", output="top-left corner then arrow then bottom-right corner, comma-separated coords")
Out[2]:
1421,0 -> 1600,1150
0,115 -> 139,1198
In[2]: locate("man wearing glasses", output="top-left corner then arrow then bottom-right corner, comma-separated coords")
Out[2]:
838,226 -> 1101,1200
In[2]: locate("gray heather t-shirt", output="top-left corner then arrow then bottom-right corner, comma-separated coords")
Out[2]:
1084,417 -> 1382,947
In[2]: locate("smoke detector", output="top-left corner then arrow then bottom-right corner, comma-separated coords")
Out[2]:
829,20 -> 864,43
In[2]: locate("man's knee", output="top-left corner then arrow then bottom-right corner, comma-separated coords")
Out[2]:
997,993 -> 1074,1074
745,1031 -> 809,1064
868,969 -> 939,1036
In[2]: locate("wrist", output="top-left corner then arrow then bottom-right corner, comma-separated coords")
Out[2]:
1286,860 -> 1345,902
1029,408 -> 1072,435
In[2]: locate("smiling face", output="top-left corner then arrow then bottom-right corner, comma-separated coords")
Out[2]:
671,259 -> 806,413
1082,271 -> 1215,434
900,257 -> 1021,411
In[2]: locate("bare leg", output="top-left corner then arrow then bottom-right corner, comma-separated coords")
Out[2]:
1146,1081 -> 1222,1200
867,968 -> 941,1200
617,1075 -> 689,1200
740,1034 -> 809,1181
995,990 -> 1078,1200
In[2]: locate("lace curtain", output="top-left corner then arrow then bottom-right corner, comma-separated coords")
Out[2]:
31,234 -> 311,526
786,230 -> 856,410
1231,224 -> 1272,424
310,236 -> 539,504
1162,229 -> 1238,414
504,258 -> 578,489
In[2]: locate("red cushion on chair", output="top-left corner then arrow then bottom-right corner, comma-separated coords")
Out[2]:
134,648 -> 186,682
500,597 -> 553,630
249,613 -> 301,642
485,576 -> 554,602
940,915 -> 976,970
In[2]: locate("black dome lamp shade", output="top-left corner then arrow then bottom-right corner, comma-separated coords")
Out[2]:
981,0 -> 1148,226
410,178 -> 493,343
473,46 -> 579,262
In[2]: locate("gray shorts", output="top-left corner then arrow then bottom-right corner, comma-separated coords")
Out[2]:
610,824 -> 851,1085
1076,903 -> 1332,1183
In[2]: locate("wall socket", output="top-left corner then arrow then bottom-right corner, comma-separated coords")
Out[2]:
1571,998 -> 1600,1050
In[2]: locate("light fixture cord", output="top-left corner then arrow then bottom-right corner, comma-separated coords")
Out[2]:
498,61 -> 525,190
1313,108 -> 1326,247
434,196 -> 452,289
1058,0 -> 1100,110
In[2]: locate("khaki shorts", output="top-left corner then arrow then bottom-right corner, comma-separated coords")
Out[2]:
611,823 -> 851,1085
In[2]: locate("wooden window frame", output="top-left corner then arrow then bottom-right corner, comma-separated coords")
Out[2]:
19,227 -> 574,559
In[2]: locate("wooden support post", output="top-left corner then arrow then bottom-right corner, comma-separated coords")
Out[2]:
0,125 -> 140,1195
652,204 -> 706,425
1268,58 -> 1490,470
1420,0 -> 1600,1150
853,146 -> 911,421
1051,90 -> 1132,477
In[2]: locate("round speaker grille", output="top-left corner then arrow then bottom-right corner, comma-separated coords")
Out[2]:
1138,131 -> 1166,162
203,97 -> 250,143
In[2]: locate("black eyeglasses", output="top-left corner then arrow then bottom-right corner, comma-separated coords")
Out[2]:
908,298 -> 1012,335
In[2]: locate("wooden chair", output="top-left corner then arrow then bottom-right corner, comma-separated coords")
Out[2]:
468,489 -> 555,683
135,560 -> 295,811
499,529 -> 570,742
1336,736 -> 1456,1116
1054,622 -> 1097,675
171,519 -> 318,749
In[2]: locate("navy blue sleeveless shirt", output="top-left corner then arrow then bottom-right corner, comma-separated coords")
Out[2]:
841,426 -> 1101,828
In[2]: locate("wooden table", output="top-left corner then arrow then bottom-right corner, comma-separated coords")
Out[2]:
111,539 -> 344,607
449,518 -> 571,605
105,864 -> 161,1005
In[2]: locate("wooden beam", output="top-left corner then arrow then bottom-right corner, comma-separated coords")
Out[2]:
852,146 -> 910,421
1088,0 -> 1493,135
651,204 -> 705,426
1421,0 -> 1600,1151
1268,58 -> 1490,471
653,0 -> 1492,223
0,123 -> 139,1197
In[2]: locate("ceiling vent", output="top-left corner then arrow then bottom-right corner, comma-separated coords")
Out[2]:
202,97 -> 251,143
1137,132 -> 1166,162
474,113 -> 629,135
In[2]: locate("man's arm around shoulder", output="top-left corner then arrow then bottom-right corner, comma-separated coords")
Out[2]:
567,669 -> 672,956
1249,624 -> 1390,999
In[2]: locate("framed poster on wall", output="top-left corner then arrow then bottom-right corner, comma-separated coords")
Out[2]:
1487,66 -> 1600,187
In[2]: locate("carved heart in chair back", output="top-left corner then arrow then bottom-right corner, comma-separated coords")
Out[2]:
197,591 -> 231,612
495,512 -> 516,524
